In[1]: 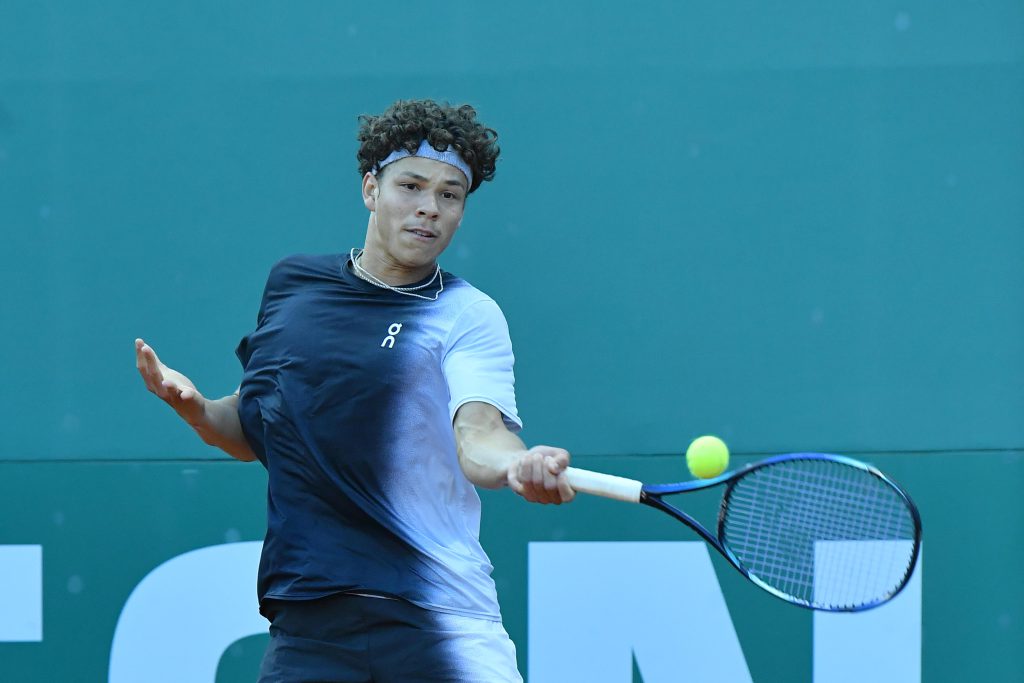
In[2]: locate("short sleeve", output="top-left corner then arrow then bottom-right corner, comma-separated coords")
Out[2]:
443,299 -> 522,431
236,258 -> 287,367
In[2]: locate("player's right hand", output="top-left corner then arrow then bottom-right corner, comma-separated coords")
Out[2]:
134,338 -> 207,427
509,446 -> 575,505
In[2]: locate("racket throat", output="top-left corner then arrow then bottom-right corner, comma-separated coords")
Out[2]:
640,494 -> 732,559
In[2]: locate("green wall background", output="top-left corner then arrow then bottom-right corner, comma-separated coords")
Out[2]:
1,1 -> 1021,681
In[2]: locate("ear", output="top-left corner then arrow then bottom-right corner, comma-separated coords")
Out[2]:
362,172 -> 379,212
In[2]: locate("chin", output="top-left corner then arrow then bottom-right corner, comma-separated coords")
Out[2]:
403,243 -> 447,263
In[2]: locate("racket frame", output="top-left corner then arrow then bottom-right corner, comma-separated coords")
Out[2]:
573,453 -> 923,612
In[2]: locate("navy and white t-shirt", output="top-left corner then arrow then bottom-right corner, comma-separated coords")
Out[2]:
236,253 -> 521,620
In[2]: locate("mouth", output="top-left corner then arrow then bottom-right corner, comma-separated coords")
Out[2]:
405,227 -> 438,240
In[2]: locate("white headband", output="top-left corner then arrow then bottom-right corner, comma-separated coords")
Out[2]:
372,139 -> 473,186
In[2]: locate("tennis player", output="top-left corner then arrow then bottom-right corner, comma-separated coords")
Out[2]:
134,99 -> 573,682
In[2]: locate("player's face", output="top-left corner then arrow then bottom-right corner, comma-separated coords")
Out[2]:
361,156 -> 468,282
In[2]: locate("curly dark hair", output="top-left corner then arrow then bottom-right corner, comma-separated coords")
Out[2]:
356,99 -> 500,194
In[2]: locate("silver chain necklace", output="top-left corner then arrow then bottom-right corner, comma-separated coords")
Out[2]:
349,248 -> 444,301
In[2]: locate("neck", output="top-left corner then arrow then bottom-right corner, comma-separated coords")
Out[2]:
353,249 -> 438,287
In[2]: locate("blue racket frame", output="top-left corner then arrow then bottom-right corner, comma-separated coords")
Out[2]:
638,453 -> 923,612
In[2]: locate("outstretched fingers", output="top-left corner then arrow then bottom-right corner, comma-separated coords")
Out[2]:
135,338 -> 167,397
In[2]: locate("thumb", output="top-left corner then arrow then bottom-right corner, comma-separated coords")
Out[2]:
164,382 -> 207,424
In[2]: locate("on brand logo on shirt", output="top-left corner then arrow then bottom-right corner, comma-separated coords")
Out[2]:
381,323 -> 403,349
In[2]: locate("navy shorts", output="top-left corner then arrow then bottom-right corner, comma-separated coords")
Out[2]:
257,593 -> 523,683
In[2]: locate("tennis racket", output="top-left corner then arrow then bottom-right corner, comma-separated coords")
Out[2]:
565,453 -> 921,612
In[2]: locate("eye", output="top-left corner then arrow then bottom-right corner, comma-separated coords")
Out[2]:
400,183 -> 418,191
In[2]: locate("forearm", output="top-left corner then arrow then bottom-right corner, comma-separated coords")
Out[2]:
454,412 -> 527,489
192,394 -> 257,462
453,402 -> 573,503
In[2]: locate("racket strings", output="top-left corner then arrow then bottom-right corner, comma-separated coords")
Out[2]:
721,459 -> 917,610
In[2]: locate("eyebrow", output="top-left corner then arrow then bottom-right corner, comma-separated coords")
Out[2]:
397,171 -> 467,190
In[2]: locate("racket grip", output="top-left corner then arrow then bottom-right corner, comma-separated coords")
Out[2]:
565,467 -> 643,503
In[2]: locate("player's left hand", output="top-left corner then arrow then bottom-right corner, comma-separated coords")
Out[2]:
509,446 -> 575,505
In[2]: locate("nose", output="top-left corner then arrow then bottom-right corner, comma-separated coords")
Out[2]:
416,193 -> 440,219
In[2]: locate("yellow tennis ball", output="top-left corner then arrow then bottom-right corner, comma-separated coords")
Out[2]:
686,435 -> 730,479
